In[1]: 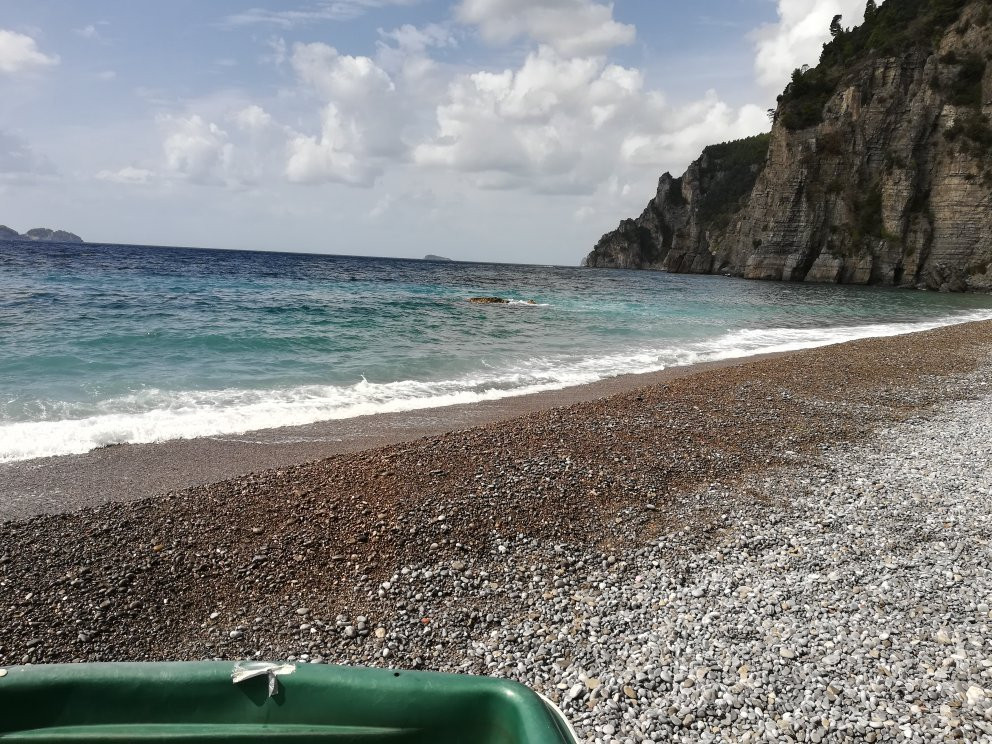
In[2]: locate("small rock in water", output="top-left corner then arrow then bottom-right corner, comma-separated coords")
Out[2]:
467,296 -> 508,304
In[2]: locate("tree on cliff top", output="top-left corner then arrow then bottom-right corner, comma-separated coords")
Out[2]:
777,0 -> 973,130
829,14 -> 844,38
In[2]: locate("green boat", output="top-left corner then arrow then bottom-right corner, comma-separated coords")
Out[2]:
0,662 -> 578,743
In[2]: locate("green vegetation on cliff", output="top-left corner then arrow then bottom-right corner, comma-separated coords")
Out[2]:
777,0 -> 974,130
697,133 -> 772,227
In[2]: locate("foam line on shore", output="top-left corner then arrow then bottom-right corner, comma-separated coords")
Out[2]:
2,309 -> 991,463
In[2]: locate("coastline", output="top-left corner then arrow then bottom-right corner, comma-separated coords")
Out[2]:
0,350 -> 789,521
4,320 -> 992,739
4,310 -> 992,521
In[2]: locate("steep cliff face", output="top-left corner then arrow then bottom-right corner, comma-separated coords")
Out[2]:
584,0 -> 992,291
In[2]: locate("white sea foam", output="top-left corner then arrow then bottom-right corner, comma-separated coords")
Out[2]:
2,309 -> 991,463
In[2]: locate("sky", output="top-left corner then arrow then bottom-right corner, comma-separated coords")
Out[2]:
0,0 -> 878,265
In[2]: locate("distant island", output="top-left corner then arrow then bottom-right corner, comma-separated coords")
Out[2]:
0,225 -> 83,243
423,254 -> 453,262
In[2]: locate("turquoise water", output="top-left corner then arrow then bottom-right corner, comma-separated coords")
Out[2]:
2,241 -> 992,462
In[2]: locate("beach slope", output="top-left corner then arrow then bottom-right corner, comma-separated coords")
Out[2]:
2,321 -> 992,740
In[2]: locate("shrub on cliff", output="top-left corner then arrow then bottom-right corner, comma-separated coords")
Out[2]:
697,133 -> 772,227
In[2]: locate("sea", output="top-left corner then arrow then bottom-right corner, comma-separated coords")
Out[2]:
3,241 -> 992,464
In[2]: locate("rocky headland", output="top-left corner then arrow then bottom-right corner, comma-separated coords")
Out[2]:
585,0 -> 992,292
0,225 -> 83,243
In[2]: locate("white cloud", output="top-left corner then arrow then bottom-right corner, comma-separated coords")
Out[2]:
753,0 -> 880,89
292,42 -> 395,103
89,1 -> 768,219
456,0 -> 634,56
161,114 -> 234,184
377,23 -> 455,54
284,42 -> 411,185
0,29 -> 59,75
157,104 -> 292,188
223,0 -> 417,27
96,166 -> 153,184
414,47 -> 640,181
285,104 -> 379,186
233,104 -> 272,131
621,92 -> 770,166
414,45 -> 765,194
96,70 -> 116,81
375,22 -> 456,85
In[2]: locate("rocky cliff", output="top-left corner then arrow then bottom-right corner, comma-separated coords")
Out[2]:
0,225 -> 83,243
584,0 -> 992,291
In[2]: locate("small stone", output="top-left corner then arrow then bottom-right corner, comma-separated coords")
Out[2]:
780,647 -> 796,659
451,561 -> 466,572
623,685 -> 637,700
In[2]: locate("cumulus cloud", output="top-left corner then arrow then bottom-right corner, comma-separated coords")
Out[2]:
161,114 -> 234,184
456,0 -> 635,56
621,93 -> 770,167
156,104 -> 292,188
292,42 -> 395,104
285,104 -> 379,186
284,42 -> 411,185
110,4 -> 768,204
753,0 -> 881,88
233,104 -> 272,131
0,29 -> 59,75
414,47 -> 639,175
414,46 -> 766,194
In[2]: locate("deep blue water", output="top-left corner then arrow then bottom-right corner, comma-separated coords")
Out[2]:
2,240 -> 991,462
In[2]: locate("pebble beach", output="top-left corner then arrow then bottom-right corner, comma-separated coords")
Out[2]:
3,321 -> 992,742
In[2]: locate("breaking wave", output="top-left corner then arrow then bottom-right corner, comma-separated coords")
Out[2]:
2,308 -> 990,463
